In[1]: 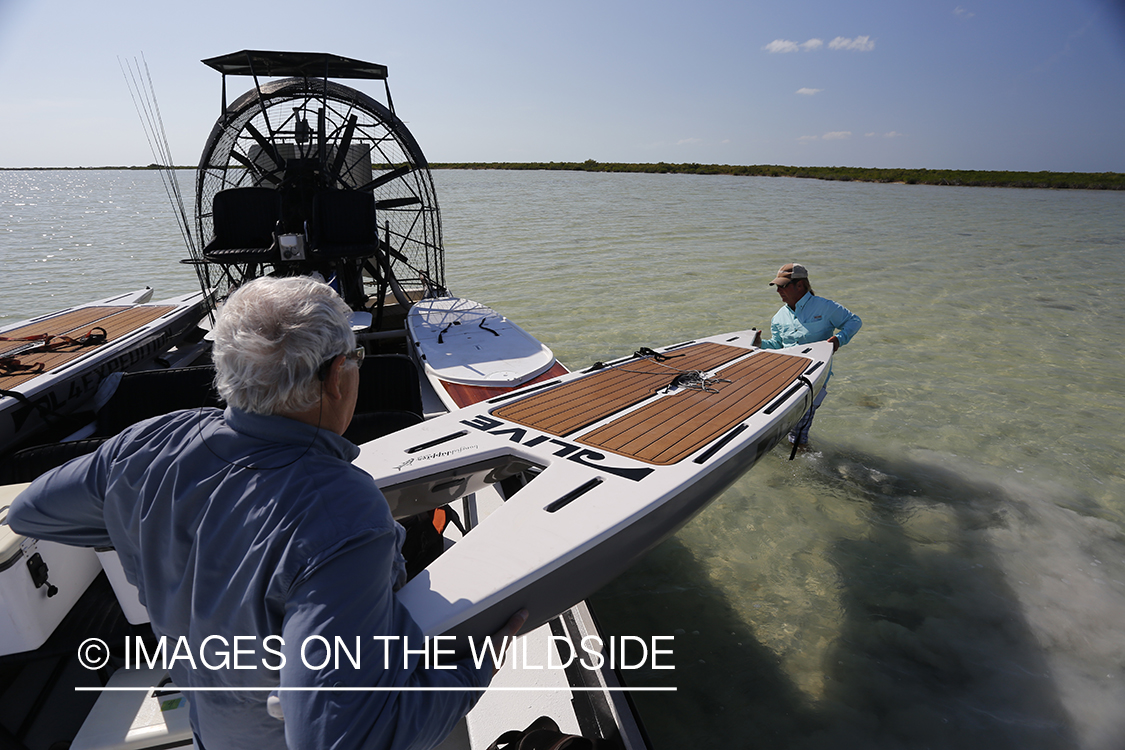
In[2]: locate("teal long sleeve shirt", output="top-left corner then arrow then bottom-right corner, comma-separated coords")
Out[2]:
760,293 -> 861,383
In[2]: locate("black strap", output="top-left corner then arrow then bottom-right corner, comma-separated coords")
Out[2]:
442,503 -> 467,536
75,326 -> 108,346
634,346 -> 684,362
788,376 -> 817,461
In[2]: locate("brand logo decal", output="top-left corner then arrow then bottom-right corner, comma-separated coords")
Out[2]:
459,415 -> 654,482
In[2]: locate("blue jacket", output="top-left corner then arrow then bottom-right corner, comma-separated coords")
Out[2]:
8,407 -> 489,750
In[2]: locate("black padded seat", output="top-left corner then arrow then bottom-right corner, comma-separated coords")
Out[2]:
343,410 -> 424,446
352,354 -> 423,417
0,438 -> 109,484
313,189 -> 380,258
95,366 -> 224,437
202,187 -> 282,263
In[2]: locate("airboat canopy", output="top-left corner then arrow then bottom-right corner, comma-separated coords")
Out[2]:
201,51 -> 388,80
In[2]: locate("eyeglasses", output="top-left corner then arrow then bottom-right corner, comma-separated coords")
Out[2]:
343,347 -> 365,367
316,347 -> 365,381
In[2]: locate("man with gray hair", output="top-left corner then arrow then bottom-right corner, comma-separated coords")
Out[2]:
8,276 -> 525,750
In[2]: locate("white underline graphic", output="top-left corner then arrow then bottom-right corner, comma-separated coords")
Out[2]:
76,686 -> 676,692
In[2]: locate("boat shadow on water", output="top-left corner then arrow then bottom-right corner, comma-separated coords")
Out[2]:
593,441 -> 1125,750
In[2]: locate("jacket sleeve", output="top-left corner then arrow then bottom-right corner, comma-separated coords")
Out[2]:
759,311 -> 785,350
278,528 -> 490,750
5,447 -> 113,548
829,301 -> 862,347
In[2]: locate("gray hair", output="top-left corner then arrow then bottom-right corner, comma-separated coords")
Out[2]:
212,276 -> 356,415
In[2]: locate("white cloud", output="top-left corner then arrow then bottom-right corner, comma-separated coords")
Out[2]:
797,132 -> 853,142
767,36 -> 874,54
796,88 -> 823,96
763,39 -> 800,53
865,131 -> 905,138
828,35 -> 875,51
954,6 -> 975,19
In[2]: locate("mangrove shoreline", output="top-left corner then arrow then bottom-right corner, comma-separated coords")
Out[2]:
429,161 -> 1125,190
3,162 -> 1123,190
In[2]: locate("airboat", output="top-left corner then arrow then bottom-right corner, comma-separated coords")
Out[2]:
0,50 -> 642,750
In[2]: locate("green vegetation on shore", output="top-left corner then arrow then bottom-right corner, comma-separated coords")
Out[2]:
4,162 -> 1123,190
430,161 -> 1125,190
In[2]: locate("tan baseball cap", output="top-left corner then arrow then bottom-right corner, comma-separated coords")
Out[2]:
769,263 -> 808,286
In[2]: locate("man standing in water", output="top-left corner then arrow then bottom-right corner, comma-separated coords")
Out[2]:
9,276 -> 526,750
760,262 -> 861,449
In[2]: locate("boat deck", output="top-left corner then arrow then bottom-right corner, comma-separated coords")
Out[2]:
493,344 -> 811,465
0,306 -> 175,389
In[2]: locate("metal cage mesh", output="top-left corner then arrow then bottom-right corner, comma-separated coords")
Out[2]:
193,77 -> 444,301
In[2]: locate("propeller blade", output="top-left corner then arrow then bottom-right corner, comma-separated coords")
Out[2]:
378,238 -> 411,265
356,165 -> 413,193
375,196 -> 422,210
230,150 -> 281,185
329,114 -> 358,187
245,122 -> 286,173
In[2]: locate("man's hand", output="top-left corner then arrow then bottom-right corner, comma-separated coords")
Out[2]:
488,609 -> 529,675
827,335 -> 840,352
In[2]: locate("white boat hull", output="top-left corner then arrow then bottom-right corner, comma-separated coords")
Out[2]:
354,331 -> 834,647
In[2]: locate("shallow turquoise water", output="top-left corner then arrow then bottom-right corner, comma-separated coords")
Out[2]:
4,169 -> 1124,748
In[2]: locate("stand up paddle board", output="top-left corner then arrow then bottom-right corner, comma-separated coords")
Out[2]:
407,297 -> 568,409
355,331 -> 833,649
0,290 -> 212,454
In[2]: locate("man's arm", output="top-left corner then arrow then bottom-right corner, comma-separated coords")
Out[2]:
278,529 -> 490,750
759,311 -> 786,350
828,301 -> 862,347
6,449 -> 113,547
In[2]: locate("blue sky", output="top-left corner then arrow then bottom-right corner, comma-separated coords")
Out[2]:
1,0 -> 1123,171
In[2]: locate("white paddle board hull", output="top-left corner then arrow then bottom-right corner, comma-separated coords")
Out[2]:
407,297 -> 566,409
355,331 -> 834,647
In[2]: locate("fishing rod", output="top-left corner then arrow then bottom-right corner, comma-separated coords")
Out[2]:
119,54 -> 210,308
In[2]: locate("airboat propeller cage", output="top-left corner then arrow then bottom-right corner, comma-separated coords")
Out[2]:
192,50 -> 445,313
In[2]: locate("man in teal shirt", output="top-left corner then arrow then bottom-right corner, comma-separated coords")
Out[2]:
760,263 -> 861,448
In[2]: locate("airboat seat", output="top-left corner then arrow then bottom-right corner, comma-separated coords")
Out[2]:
313,189 -> 380,259
202,187 -> 282,264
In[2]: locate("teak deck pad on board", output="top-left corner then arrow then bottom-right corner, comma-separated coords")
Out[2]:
0,306 -> 175,389
493,344 -> 812,465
